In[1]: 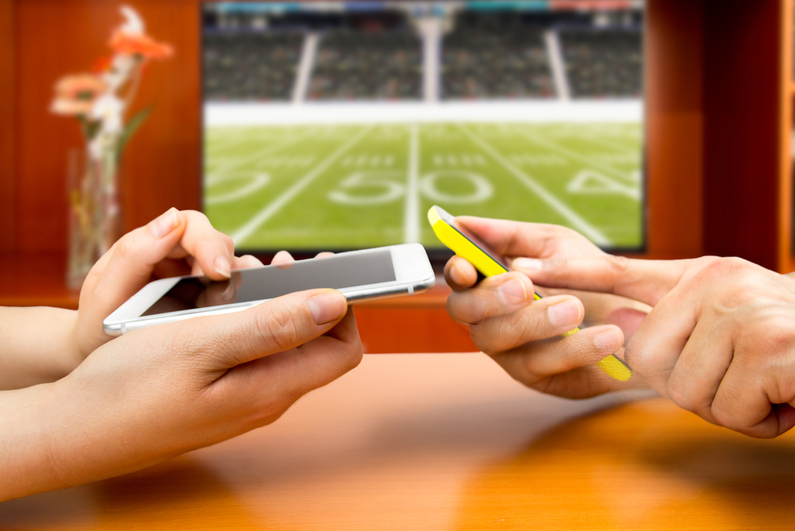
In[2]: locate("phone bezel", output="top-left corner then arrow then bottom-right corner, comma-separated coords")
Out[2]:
103,243 -> 435,336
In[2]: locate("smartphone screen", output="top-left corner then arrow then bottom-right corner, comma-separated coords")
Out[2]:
142,250 -> 395,316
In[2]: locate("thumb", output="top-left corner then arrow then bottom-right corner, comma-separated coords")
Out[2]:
197,289 -> 348,369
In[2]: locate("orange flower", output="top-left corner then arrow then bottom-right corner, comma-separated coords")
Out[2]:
91,55 -> 113,74
109,30 -> 173,60
50,74 -> 107,116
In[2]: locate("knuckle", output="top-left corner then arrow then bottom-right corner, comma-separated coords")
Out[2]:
255,305 -> 300,353
696,256 -> 750,280
665,379 -> 698,413
342,341 -> 365,371
113,234 -> 137,262
606,254 -> 631,276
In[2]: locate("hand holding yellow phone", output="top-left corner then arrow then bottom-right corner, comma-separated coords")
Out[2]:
428,205 -> 631,382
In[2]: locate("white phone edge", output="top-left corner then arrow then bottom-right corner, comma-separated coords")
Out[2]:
102,243 -> 435,337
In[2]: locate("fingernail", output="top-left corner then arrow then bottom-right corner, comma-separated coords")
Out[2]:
512,257 -> 543,271
220,281 -> 235,302
497,277 -> 527,305
594,329 -> 622,352
149,208 -> 179,239
214,255 -> 231,279
449,262 -> 466,286
547,299 -> 582,328
307,291 -> 346,325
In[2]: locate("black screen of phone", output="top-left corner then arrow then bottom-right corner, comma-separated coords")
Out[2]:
142,250 -> 395,316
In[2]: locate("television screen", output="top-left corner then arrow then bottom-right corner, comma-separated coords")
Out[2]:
202,1 -> 644,255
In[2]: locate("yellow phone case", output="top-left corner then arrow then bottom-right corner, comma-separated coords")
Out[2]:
428,205 -> 632,382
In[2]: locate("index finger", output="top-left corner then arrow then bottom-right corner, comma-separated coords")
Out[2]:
514,255 -> 693,307
169,210 -> 235,281
456,217 -> 603,260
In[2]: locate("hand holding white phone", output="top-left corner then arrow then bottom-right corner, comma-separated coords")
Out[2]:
103,243 -> 435,335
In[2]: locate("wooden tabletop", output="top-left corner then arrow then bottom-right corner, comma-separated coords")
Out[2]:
2,353 -> 795,530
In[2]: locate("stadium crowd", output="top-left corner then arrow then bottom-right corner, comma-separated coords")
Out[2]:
442,13 -> 555,100
560,30 -> 642,98
203,12 -> 643,102
309,31 -> 422,101
204,32 -> 303,101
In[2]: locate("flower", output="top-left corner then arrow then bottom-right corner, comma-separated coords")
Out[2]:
102,54 -> 137,92
50,74 -> 107,116
109,30 -> 173,60
119,5 -> 145,35
52,5 -> 172,160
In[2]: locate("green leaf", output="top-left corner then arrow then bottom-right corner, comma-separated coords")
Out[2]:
81,119 -> 101,140
117,105 -> 154,160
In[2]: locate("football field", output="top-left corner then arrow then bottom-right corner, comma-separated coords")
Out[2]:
204,122 -> 643,251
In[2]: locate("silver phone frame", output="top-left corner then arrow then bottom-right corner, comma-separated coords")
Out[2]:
102,243 -> 435,336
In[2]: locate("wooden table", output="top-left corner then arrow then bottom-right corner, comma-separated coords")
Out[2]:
2,352 -> 795,530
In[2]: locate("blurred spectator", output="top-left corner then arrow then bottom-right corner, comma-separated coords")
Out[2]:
204,32 -> 303,102
309,30 -> 421,101
560,30 -> 642,98
442,13 -> 555,100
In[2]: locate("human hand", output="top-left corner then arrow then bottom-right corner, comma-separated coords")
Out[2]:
520,253 -> 795,438
5,287 -> 362,500
444,217 -> 639,399
74,209 -> 262,360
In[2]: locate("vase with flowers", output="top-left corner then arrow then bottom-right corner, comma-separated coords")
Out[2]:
51,5 -> 172,288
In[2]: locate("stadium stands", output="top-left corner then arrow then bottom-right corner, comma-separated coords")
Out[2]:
560,30 -> 642,98
309,31 -> 422,101
202,12 -> 644,103
204,32 -> 304,102
441,13 -> 555,100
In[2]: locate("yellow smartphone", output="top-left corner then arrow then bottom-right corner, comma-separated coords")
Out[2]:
428,205 -> 631,382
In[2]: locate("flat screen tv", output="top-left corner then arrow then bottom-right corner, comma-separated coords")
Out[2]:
202,1 -> 645,257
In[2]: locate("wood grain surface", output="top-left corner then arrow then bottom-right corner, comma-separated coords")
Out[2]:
1,353 -> 794,530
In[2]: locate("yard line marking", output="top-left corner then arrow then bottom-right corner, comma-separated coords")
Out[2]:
459,124 -> 611,247
210,129 -> 316,177
231,125 -> 373,246
514,127 -> 638,184
404,123 -> 420,244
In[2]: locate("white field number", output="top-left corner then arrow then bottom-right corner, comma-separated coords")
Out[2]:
205,172 -> 271,206
328,170 -> 494,206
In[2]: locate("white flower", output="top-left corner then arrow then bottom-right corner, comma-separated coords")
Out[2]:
91,93 -> 125,136
119,5 -> 145,35
102,54 -> 136,91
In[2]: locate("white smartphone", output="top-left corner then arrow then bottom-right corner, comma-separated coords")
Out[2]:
103,243 -> 435,336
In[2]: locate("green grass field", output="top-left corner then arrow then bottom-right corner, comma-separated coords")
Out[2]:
204,122 -> 643,251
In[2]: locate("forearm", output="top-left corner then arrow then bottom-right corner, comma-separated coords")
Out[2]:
0,307 -> 81,390
0,383 -> 66,501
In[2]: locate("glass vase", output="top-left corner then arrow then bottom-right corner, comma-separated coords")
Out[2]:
66,148 -> 122,290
